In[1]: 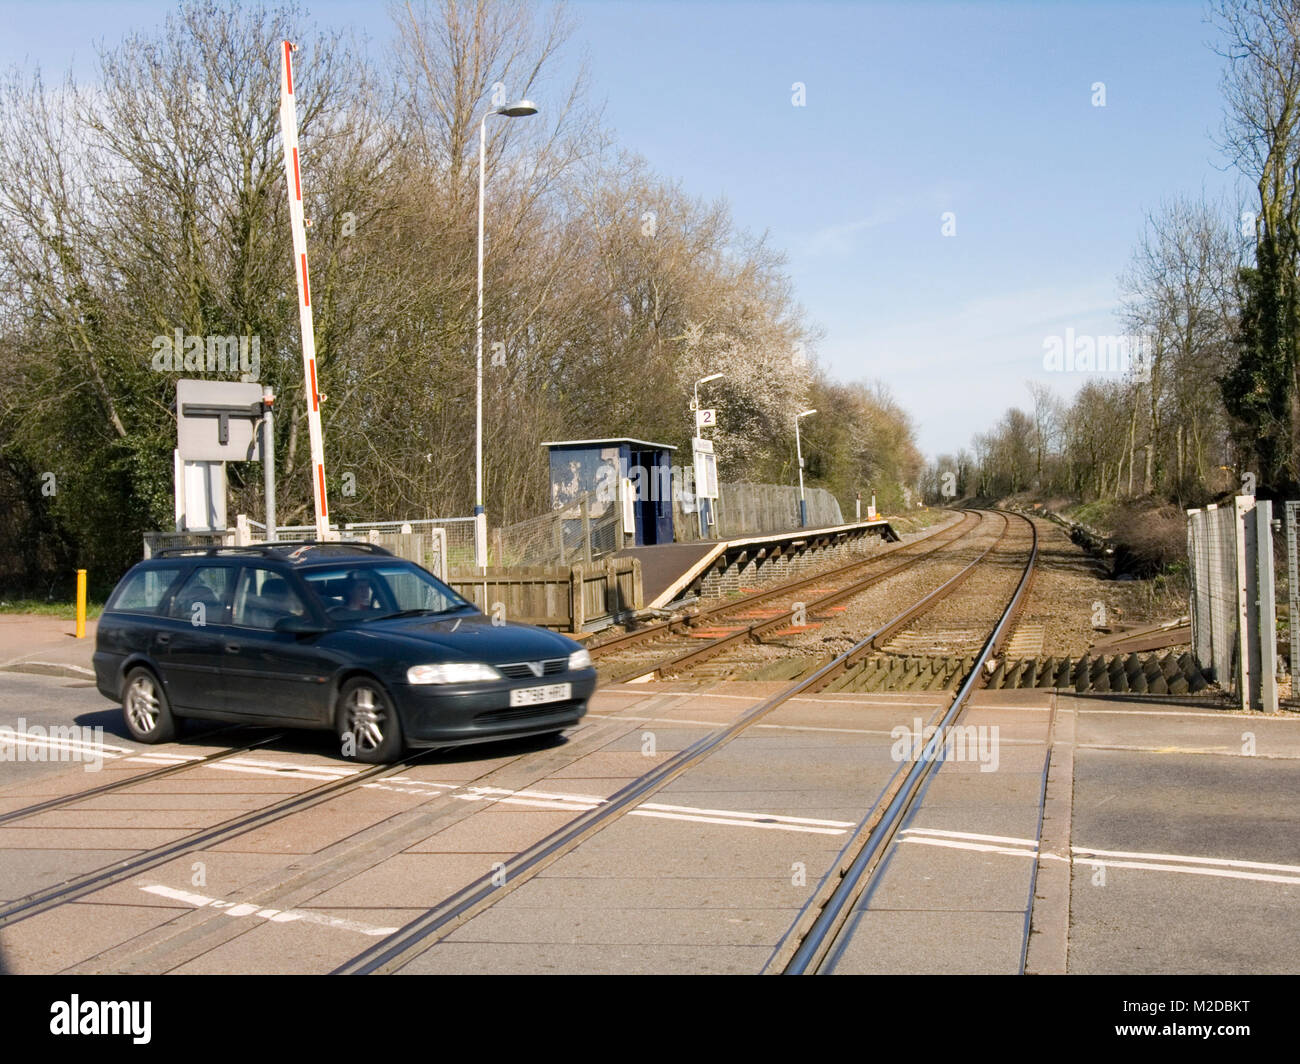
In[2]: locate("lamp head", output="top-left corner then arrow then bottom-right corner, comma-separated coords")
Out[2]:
496,99 -> 538,118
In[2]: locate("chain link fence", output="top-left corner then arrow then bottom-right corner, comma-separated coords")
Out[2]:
494,491 -> 621,567
146,478 -> 853,573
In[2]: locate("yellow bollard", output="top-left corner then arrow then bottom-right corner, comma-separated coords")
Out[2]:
75,569 -> 86,639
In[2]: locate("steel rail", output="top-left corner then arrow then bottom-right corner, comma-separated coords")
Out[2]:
766,512 -> 1039,974
1019,691 -> 1058,975
0,728 -> 288,827
604,511 -> 985,683
0,748 -> 434,929
588,510 -> 977,660
333,510 -> 1018,975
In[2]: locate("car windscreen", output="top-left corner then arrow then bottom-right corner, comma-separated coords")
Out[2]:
301,563 -> 474,621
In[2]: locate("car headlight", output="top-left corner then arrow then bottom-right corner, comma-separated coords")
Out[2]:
568,648 -> 593,670
406,663 -> 502,684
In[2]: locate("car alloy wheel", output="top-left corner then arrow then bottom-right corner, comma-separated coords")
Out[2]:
337,678 -> 403,763
122,667 -> 176,743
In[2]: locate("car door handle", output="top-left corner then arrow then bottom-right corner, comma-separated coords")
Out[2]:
225,643 -> 240,654
156,634 -> 171,646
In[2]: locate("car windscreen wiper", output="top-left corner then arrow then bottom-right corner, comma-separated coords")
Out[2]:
371,604 -> 475,621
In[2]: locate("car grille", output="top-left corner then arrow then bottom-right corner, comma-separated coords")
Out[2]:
473,700 -> 583,725
496,658 -> 568,679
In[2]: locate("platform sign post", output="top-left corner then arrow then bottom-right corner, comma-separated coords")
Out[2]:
280,41 -> 331,541
692,437 -> 718,537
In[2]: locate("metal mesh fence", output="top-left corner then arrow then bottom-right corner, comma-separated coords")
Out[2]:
1286,502 -> 1299,697
339,518 -> 476,571
1187,504 -> 1238,689
495,491 -> 620,567
149,517 -> 476,575
674,482 -> 846,541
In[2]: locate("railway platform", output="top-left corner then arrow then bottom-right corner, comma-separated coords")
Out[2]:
615,518 -> 899,609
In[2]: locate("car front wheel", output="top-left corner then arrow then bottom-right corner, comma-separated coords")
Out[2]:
336,678 -> 404,763
122,667 -> 177,744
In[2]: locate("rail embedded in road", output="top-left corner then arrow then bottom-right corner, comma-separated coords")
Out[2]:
765,511 -> 1039,974
333,509 -> 1035,976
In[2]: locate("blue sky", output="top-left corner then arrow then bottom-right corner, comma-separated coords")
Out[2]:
1,0 -> 1245,458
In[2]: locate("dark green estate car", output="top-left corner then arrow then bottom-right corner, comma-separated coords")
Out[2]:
93,542 -> 596,762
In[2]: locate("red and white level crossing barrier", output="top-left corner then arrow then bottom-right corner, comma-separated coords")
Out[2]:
279,40 -> 331,541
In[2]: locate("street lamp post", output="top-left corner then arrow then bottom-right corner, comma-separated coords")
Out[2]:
476,98 -> 538,572
795,408 -> 817,527
691,372 -> 724,537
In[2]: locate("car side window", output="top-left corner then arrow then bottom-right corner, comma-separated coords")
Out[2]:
108,566 -> 184,613
385,568 -> 456,611
165,566 -> 234,625
232,567 -> 309,630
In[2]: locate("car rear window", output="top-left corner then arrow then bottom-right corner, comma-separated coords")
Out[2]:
107,566 -> 184,614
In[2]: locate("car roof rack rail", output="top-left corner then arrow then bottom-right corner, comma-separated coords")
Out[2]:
153,540 -> 394,560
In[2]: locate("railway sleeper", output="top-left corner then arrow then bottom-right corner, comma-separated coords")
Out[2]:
737,649 -> 1212,696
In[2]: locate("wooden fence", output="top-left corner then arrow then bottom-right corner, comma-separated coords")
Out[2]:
449,556 -> 642,632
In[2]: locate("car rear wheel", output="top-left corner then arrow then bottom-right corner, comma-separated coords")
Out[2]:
122,667 -> 177,744
336,678 -> 404,763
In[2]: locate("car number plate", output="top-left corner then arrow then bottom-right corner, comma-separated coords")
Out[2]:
509,683 -> 571,707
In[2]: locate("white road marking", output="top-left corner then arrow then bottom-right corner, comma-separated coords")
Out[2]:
204,757 -> 358,782
1078,743 -> 1300,760
1068,859 -> 1300,886
139,883 -> 398,936
221,757 -> 357,775
365,777 -> 853,834
601,689 -> 949,709
385,778 -> 455,788
629,809 -> 846,834
639,802 -> 855,828
899,835 -> 1039,858
897,826 -> 1300,887
0,732 -> 132,757
1071,845 -> 1300,875
903,827 -> 1038,847
207,764 -> 351,781
588,713 -> 1045,746
587,711 -> 931,738
1078,708 -> 1300,722
126,749 -> 200,759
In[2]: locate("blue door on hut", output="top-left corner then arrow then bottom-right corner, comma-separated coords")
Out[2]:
629,445 -> 674,545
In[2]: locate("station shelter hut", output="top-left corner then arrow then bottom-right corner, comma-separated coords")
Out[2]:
542,438 -> 677,547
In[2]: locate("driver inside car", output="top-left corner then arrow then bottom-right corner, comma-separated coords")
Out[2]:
343,575 -> 372,612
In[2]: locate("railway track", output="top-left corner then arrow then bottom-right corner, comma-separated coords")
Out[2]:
0,747 -> 434,930
0,727 -> 288,827
589,509 -> 983,684
334,509 -> 1037,975
764,511 -> 1038,973
3,509 -> 1040,974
